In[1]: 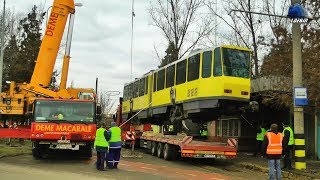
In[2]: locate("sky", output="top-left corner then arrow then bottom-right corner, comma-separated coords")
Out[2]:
7,0 -> 163,105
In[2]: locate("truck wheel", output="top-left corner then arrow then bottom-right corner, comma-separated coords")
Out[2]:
157,143 -> 164,158
151,142 -> 157,156
163,144 -> 177,161
81,144 -> 93,158
32,142 -> 42,159
32,147 -> 41,159
85,149 -> 93,158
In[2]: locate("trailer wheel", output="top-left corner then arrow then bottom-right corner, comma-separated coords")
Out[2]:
157,143 -> 164,158
163,143 -> 177,161
151,142 -> 157,156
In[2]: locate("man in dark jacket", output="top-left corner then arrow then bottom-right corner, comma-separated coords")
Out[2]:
94,122 -> 111,171
254,124 -> 266,157
282,123 -> 294,170
262,124 -> 286,180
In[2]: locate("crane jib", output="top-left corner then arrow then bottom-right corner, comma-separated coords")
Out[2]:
45,12 -> 59,37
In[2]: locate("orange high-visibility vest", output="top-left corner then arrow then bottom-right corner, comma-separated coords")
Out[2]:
266,132 -> 283,155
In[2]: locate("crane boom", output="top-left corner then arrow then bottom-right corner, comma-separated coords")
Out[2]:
0,0 -> 95,116
30,0 -> 75,87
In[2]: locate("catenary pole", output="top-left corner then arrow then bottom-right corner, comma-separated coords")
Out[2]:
291,0 -> 306,170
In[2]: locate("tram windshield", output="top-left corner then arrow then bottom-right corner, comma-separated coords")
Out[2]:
222,48 -> 250,78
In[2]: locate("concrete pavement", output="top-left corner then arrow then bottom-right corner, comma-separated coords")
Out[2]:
234,152 -> 320,179
0,151 -> 267,180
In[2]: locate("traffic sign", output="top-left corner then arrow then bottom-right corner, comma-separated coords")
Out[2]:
294,87 -> 308,106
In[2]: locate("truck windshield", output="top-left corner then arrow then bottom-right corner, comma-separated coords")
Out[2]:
222,48 -> 250,78
34,100 -> 95,123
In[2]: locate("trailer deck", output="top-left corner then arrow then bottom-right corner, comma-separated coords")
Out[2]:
140,133 -> 237,159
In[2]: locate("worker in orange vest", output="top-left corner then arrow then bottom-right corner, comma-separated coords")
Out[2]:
262,124 -> 285,180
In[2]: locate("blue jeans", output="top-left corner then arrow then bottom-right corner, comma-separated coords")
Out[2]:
268,159 -> 281,180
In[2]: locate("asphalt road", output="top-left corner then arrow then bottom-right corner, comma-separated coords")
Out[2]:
0,149 -> 267,180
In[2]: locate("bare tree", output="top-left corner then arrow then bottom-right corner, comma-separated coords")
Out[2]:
149,0 -> 213,65
206,0 -> 266,77
0,7 -> 20,44
264,0 -> 290,44
260,0 -> 320,110
99,91 -> 117,116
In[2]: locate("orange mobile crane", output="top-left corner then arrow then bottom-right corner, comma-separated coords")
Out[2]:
0,0 -> 99,158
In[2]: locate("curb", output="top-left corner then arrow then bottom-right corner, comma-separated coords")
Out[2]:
237,162 -> 319,179
0,152 -> 32,159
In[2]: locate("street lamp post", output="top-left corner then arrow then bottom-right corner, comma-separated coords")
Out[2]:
130,0 -> 135,81
0,0 -> 5,93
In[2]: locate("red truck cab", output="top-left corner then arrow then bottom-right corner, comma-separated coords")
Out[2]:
30,98 -> 97,158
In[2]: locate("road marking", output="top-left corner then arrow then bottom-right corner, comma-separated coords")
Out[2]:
210,178 -> 225,180
186,173 -> 196,177
140,166 -> 157,171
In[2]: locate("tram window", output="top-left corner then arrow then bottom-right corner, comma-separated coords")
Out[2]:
153,73 -> 157,92
128,83 -> 133,99
126,85 -> 129,100
139,78 -> 145,96
214,48 -> 222,76
133,81 -> 139,98
202,51 -> 212,78
166,64 -> 175,88
187,54 -> 200,81
176,59 -> 186,85
145,77 -> 148,94
123,85 -> 128,101
157,69 -> 165,91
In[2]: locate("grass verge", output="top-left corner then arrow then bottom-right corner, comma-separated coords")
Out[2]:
0,139 -> 32,158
